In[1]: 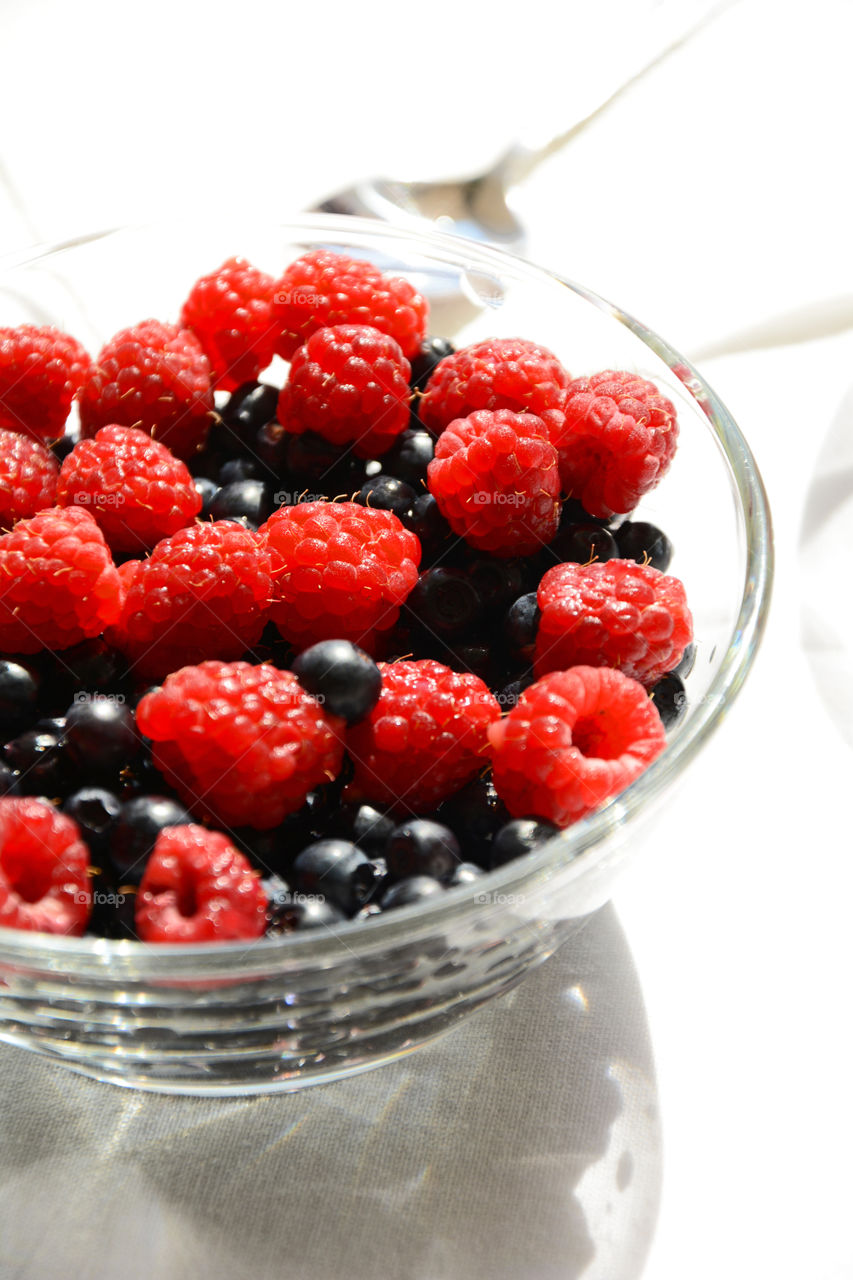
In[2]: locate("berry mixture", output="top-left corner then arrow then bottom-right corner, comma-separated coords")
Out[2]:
0,248 -> 696,943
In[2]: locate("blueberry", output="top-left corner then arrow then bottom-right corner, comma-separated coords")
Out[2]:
448,862 -> 485,886
443,642 -> 508,688
410,336 -> 455,393
437,777 -> 509,860
255,420 -> 289,477
267,894 -> 347,934
231,794 -> 328,875
495,672 -> 535,712
291,839 -> 380,915
379,429 -> 434,486
109,795 -> 194,885
650,672 -> 687,730
331,802 -> 395,857
208,480 -> 275,529
559,498 -> 611,529
194,475 -> 220,517
0,659 -> 40,738
386,820 -> 460,881
490,818 -> 559,869
466,558 -> 527,615
218,457 -> 261,486
545,521 -> 619,568
402,493 -> 454,564
50,426 -> 80,462
3,728 -> 73,797
102,889 -> 140,940
221,381 -> 279,440
504,593 -> 540,659
406,568 -> 484,637
379,875 -> 445,910
42,637 -> 128,710
62,788 -> 122,859
64,696 -> 142,784
616,521 -> 674,572
0,761 -> 20,796
291,639 -> 382,724
356,474 -> 417,520
284,431 -> 343,484
673,641 -> 696,679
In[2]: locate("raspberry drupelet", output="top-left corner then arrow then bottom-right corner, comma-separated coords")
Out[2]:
0,428 -> 59,527
0,324 -> 92,444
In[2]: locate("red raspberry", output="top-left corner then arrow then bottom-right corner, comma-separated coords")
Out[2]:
488,666 -> 667,828
110,521 -> 271,681
0,506 -> 121,655
0,428 -> 59,527
135,824 -> 267,943
427,409 -> 561,556
56,425 -> 201,553
277,324 -> 411,459
346,659 -> 501,811
555,370 -> 679,518
179,256 -> 277,391
260,501 -> 420,653
78,319 -> 214,461
273,249 -> 428,360
418,337 -> 570,436
535,559 -> 693,687
0,797 -> 91,935
136,661 -> 345,829
0,324 -> 91,445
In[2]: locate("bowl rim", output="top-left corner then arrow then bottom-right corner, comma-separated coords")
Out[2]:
0,215 -> 774,968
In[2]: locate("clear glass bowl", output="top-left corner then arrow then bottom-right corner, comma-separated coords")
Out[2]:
0,218 -> 773,1094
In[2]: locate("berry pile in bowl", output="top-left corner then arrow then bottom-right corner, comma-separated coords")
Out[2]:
0,219 -> 771,1094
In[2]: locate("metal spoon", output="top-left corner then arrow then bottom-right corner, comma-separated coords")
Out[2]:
310,0 -> 737,253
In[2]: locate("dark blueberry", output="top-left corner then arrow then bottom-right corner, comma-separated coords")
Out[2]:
102,888 -> 140,940
465,558 -> 527,616
34,716 -> 67,736
379,429 -> 434,486
448,862 -> 485,886
495,672 -> 535,712
42,637 -> 129,710
443,642 -> 508,687
0,761 -> 20,796
62,788 -> 122,860
356,474 -> 417,520
490,818 -> 559,869
221,381 -> 279,441
379,875 -> 445,910
0,659 -> 40,738
3,729 -> 73,797
504,593 -> 540,659
649,672 -> 687,730
330,802 -> 395,857
402,493 -> 454,565
290,839 -> 380,916
406,568 -> 484,638
410,336 -> 455,393
267,894 -> 347,934
284,430 -> 343,484
218,456 -> 262,486
194,475 -> 220,517
109,795 -> 194,885
255,420 -> 289,477
386,820 -> 460,881
437,777 -> 510,860
50,426 -> 80,462
292,639 -> 382,724
559,498 -> 611,529
544,521 -> 619,568
673,641 -> 696,679
616,521 -> 674,572
208,480 -> 275,530
64,695 -> 142,784
118,749 -> 167,799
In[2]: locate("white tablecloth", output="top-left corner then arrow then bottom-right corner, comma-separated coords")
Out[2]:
1,2 -> 851,1276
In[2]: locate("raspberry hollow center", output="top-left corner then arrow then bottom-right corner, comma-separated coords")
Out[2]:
1,844 -> 52,903
571,709 -> 628,761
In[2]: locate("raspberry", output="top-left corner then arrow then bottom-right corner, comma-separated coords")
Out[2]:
535,559 -> 693,687
427,409 -> 561,556
277,325 -> 411,458
346,659 -> 501,811
135,824 -> 267,942
136,661 -> 345,829
259,501 -> 420,653
56,425 -> 201,553
272,249 -> 428,360
78,319 -> 214,461
0,506 -> 121,655
0,428 -> 59,528
0,324 -> 91,444
179,256 -> 277,391
418,337 -> 570,436
110,521 -> 272,681
0,797 -> 91,934
554,370 -> 678,518
488,666 -> 667,828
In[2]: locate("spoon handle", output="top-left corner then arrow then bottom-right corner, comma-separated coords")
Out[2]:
497,0 -> 739,188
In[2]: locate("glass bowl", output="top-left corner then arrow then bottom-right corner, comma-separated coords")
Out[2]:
0,218 -> 772,1094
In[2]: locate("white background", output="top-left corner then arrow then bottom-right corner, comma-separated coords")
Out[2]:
1,2 -> 852,1277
